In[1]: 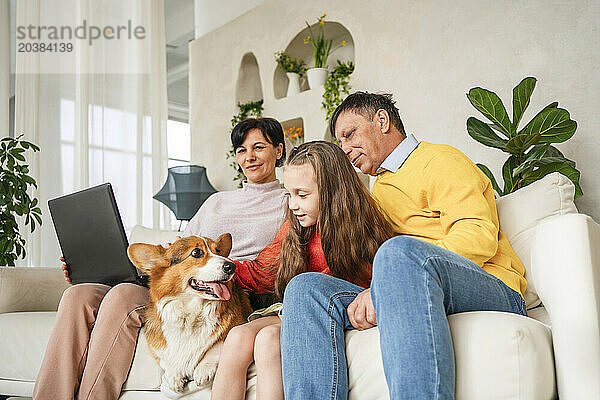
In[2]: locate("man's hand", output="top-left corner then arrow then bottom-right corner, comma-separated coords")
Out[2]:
347,288 -> 377,330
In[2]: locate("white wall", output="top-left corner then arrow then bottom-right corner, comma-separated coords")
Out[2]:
189,0 -> 600,221
193,0 -> 268,39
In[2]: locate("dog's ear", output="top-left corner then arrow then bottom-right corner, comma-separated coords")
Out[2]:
214,233 -> 232,258
127,243 -> 169,272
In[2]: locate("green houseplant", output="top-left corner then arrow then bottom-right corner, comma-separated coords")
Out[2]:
226,100 -> 264,187
0,134 -> 42,266
466,77 -> 582,198
304,14 -> 332,89
305,14 -> 332,69
274,51 -> 307,75
322,60 -> 355,121
275,51 -> 306,96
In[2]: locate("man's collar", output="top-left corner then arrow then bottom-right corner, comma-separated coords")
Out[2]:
377,134 -> 419,174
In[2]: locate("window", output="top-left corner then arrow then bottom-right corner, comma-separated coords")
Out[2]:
167,119 -> 191,167
164,118 -> 192,230
59,98 -> 165,232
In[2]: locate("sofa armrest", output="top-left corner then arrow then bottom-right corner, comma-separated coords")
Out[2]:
531,214 -> 600,400
0,267 -> 70,313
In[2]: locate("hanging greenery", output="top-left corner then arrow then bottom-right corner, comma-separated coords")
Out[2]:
466,76 -> 582,198
226,99 -> 264,187
0,135 -> 42,266
322,60 -> 355,122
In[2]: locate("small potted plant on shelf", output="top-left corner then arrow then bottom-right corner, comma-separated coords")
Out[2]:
283,124 -> 304,148
304,13 -> 332,89
274,51 -> 307,97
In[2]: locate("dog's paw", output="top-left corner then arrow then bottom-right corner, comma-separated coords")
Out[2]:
163,372 -> 187,393
193,362 -> 217,388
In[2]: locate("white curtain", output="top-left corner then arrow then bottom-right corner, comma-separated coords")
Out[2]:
14,0 -> 169,267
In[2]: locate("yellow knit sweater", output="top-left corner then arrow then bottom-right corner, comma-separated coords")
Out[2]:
372,141 -> 527,297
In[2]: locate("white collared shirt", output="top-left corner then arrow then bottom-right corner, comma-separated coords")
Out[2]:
377,134 -> 420,174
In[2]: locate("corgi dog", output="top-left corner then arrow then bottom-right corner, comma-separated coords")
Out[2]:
128,233 -> 252,393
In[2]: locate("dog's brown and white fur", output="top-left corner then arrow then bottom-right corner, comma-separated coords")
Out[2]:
128,233 -> 252,393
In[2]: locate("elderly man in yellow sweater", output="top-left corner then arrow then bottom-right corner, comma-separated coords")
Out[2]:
280,92 -> 527,400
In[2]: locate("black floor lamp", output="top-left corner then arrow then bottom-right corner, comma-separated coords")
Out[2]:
153,165 -> 217,231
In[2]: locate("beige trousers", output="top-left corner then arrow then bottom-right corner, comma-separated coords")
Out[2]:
33,282 -> 149,400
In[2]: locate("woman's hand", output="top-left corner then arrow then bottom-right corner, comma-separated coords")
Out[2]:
60,256 -> 72,285
347,288 -> 377,330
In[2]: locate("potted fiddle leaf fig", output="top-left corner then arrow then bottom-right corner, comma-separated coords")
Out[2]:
466,76 -> 582,198
0,134 -> 42,266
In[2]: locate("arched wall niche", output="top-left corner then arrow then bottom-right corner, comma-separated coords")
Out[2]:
236,52 -> 263,105
273,21 -> 355,99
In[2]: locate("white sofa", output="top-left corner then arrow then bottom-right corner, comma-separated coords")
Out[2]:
1,172 -> 599,399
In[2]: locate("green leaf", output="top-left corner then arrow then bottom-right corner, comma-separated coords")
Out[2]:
522,162 -> 583,199
466,117 -> 508,150
542,101 -> 559,111
505,133 -> 539,155
518,107 -> 577,144
537,156 -> 577,169
487,123 -> 509,137
502,156 -> 519,194
476,163 -> 502,196
467,87 -> 513,136
512,77 -> 537,131
512,143 -> 550,177
540,145 -> 575,168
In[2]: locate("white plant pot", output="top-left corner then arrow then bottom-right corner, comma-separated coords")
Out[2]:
306,67 -> 328,89
286,72 -> 301,97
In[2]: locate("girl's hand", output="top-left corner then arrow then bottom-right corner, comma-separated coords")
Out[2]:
60,256 -> 72,285
347,288 -> 377,330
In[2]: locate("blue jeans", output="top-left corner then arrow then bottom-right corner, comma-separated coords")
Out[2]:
280,236 -> 527,400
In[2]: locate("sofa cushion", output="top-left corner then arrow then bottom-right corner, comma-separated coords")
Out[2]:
344,311 -> 555,400
495,172 -> 577,309
0,312 -> 58,382
123,334 -> 257,398
122,331 -> 163,391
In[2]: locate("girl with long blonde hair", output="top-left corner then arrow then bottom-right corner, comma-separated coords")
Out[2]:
210,140 -> 393,400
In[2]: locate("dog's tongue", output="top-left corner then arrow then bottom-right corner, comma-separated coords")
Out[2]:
204,282 -> 231,301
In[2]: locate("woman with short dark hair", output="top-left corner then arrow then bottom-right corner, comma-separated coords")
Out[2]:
33,117 -> 288,400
